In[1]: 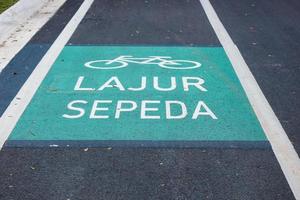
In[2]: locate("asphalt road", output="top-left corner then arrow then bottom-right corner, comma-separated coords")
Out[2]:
211,0 -> 300,154
0,0 -> 298,199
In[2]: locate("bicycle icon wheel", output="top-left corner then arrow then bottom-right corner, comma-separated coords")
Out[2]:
84,60 -> 128,69
158,60 -> 201,70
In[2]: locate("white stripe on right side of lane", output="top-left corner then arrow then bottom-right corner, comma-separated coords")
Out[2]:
200,0 -> 300,198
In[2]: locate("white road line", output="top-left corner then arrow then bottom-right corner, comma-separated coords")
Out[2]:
0,0 -> 94,148
199,0 -> 300,198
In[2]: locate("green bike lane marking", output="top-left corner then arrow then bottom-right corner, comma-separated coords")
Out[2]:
8,46 -> 266,142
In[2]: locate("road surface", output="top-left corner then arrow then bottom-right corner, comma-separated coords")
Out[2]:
0,0 -> 299,199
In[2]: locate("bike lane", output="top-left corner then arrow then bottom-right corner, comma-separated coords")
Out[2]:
0,0 -> 295,199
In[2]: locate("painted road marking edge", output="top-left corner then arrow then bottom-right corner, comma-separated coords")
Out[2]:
199,0 -> 300,198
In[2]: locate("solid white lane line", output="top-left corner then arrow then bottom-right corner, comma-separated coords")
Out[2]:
0,0 -> 94,148
199,0 -> 300,198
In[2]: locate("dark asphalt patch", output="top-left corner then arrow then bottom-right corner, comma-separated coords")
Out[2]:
4,140 -> 271,149
0,0 -> 83,117
210,0 -> 300,154
0,44 -> 49,115
0,148 -> 294,200
68,0 -> 220,46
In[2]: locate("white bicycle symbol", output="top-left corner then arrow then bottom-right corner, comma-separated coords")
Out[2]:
84,55 -> 201,70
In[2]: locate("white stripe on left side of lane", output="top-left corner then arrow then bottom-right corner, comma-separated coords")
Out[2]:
0,0 -> 94,148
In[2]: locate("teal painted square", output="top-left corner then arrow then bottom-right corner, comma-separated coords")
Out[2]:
9,46 -> 267,141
